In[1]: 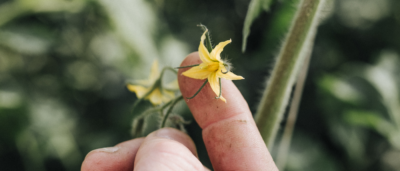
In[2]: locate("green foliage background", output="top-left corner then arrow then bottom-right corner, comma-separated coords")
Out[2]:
0,0 -> 399,170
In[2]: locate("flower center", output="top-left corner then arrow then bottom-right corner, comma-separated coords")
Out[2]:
205,62 -> 220,72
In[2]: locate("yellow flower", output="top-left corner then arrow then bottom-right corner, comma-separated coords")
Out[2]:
127,60 -> 177,105
182,30 -> 244,102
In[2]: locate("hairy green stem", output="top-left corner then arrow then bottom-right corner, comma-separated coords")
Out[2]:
131,96 -> 174,136
138,100 -> 174,119
160,95 -> 183,128
255,0 -> 325,148
276,40 -> 313,170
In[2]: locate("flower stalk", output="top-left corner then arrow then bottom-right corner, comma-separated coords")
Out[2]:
187,80 -> 209,99
160,95 -> 184,128
175,64 -> 200,69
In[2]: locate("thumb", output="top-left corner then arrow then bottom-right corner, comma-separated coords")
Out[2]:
133,128 -> 207,171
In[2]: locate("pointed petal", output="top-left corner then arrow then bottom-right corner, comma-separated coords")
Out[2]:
210,39 -> 231,61
147,88 -> 163,105
208,73 -> 226,102
161,89 -> 175,102
219,96 -> 226,103
149,60 -> 159,82
127,79 -> 150,86
164,80 -> 179,90
208,72 -> 220,97
199,30 -> 213,63
217,67 -> 244,80
135,79 -> 151,86
182,65 -> 212,80
218,71 -> 244,80
127,84 -> 148,98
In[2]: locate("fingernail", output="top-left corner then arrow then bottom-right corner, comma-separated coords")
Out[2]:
94,147 -> 119,153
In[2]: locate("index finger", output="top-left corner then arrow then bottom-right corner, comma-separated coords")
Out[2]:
178,52 -> 278,171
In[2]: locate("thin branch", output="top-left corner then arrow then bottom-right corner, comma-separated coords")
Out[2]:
187,80 -> 208,99
175,64 -> 200,69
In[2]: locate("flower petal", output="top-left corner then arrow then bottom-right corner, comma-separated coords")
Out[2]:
148,60 -> 159,82
161,89 -> 175,102
134,79 -> 151,86
182,65 -> 212,80
208,72 -> 226,102
127,84 -> 148,98
219,95 -> 226,102
164,80 -> 179,90
218,71 -> 244,80
210,39 -> 231,61
148,88 -> 163,105
199,30 -> 213,63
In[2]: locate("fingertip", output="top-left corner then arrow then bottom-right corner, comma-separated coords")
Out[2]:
134,128 -> 203,170
146,128 -> 198,157
81,138 -> 144,171
81,147 -> 120,171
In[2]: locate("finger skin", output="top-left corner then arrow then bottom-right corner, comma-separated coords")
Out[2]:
81,138 -> 144,171
178,52 -> 278,171
134,128 -> 204,171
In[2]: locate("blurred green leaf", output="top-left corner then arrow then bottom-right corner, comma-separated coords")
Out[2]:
262,0 -> 274,11
318,74 -> 362,104
242,0 -> 274,52
389,133 -> 400,150
285,131 -> 340,171
344,110 -> 395,138
345,109 -> 400,149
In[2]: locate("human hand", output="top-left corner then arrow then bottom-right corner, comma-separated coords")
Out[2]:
81,52 -> 278,171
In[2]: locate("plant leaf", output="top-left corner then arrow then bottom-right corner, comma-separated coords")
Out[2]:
344,110 -> 396,138
242,0 -> 263,52
242,0 -> 275,52
262,0 -> 274,11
